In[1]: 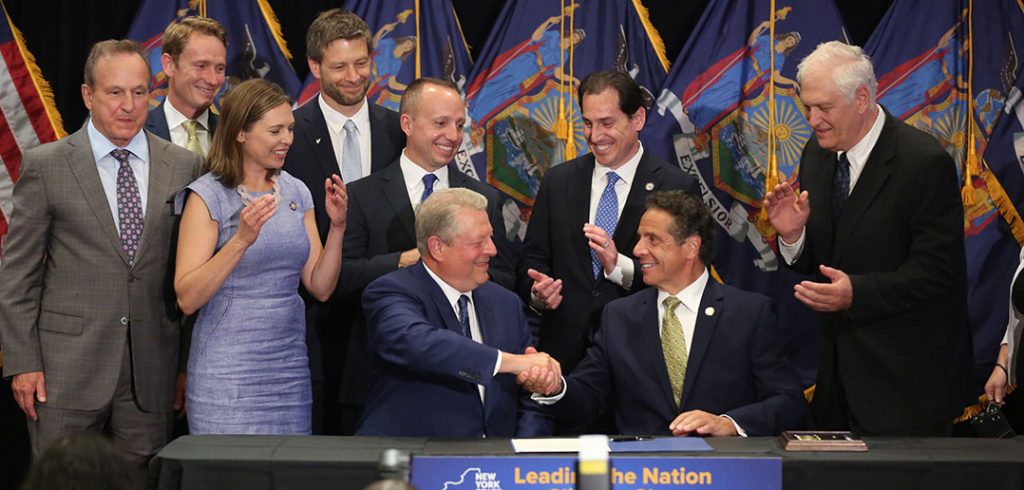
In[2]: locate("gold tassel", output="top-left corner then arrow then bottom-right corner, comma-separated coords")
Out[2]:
962,0 -> 975,206
256,0 -> 293,60
3,1 -> 65,138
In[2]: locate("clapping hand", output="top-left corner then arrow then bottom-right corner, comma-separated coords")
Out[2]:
324,174 -> 348,230
236,194 -> 276,246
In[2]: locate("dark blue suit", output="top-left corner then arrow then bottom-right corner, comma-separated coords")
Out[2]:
357,263 -> 548,437
282,99 -> 405,434
144,100 -> 218,141
551,280 -> 807,436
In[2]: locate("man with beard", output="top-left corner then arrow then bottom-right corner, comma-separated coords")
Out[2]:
283,9 -> 405,435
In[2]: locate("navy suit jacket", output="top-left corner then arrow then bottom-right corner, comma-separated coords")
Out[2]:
518,151 -> 700,372
144,100 -> 218,142
336,160 -> 516,406
551,281 -> 807,436
357,263 -> 549,437
284,100 -> 405,241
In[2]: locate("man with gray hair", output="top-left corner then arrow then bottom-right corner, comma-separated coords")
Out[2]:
356,188 -> 555,437
0,40 -> 201,461
764,40 -> 972,436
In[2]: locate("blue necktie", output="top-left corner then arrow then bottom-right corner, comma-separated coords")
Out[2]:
457,294 -> 471,337
340,119 -> 362,183
592,171 -> 620,277
421,174 -> 438,203
832,152 -> 850,222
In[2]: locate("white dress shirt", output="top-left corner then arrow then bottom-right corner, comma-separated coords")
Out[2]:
780,105 -> 886,264
319,94 -> 373,181
163,99 -> 211,156
400,151 -> 450,205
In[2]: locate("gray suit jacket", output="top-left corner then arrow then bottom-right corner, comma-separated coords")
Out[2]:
0,127 -> 201,413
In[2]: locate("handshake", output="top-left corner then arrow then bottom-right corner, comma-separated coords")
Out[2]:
499,346 -> 564,396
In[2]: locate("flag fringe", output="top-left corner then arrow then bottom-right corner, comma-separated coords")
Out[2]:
255,0 -> 292,61
3,1 -> 65,138
630,0 -> 670,72
981,165 -> 1024,245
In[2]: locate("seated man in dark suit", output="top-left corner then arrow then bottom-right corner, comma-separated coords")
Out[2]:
145,16 -> 226,155
521,191 -> 806,436
357,188 -> 557,437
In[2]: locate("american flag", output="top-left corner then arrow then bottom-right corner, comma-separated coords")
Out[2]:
0,2 -> 65,254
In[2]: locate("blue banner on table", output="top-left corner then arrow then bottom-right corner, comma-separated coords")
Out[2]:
411,456 -> 780,490
865,0 -> 1024,389
0,0 -> 65,253
640,0 -> 847,385
456,0 -> 670,241
126,0 -> 300,108
295,0 -> 473,110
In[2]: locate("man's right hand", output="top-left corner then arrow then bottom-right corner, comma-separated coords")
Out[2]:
398,249 -> 421,268
12,371 -> 46,421
763,180 -> 810,244
527,268 -> 563,310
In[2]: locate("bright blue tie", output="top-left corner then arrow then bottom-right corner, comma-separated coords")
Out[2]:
457,294 -> 471,337
421,174 -> 438,203
592,171 -> 620,278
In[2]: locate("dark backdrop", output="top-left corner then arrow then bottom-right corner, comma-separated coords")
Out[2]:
3,0 -> 892,131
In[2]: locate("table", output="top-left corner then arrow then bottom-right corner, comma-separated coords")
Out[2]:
150,435 -> 1024,490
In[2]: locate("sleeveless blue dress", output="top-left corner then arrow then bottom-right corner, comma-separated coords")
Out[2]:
178,171 -> 314,434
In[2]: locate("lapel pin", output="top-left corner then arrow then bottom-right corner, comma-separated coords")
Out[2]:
290,201 -> 298,210
315,138 -> 322,144
645,182 -> 655,191
704,307 -> 715,316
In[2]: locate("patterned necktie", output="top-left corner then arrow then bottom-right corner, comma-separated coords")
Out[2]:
421,174 -> 438,203
110,149 -> 144,265
457,294 -> 471,338
182,119 -> 203,155
592,171 -> 620,277
661,296 -> 688,408
832,152 -> 851,222
341,119 -> 362,183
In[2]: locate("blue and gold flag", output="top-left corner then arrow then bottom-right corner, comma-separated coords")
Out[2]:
641,0 -> 847,385
866,0 -> 1024,388
295,0 -> 473,110
127,0 -> 300,108
457,0 -> 670,241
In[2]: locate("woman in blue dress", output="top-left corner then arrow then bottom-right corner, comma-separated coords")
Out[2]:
174,79 -> 348,434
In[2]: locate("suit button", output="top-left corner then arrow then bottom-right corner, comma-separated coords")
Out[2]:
592,290 -> 600,297
120,316 -> 128,326
127,274 -> 136,283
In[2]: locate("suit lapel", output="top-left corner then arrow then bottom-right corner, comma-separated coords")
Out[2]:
133,134 -> 174,265
415,263 -> 465,336
300,102 -> 341,180
379,162 -> 416,244
144,102 -> 171,141
635,289 -> 679,411
832,114 -> 895,262
679,279 -> 722,409
368,104 -> 395,173
64,130 -> 131,266
567,157 -> 596,279
615,153 -> 658,248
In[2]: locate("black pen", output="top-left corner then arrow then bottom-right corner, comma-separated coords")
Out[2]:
609,436 -> 655,442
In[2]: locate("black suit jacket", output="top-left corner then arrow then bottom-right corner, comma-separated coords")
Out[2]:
518,151 -> 700,372
144,100 -> 218,142
553,281 -> 807,436
284,100 -> 405,241
792,109 -> 973,434
337,159 -> 516,406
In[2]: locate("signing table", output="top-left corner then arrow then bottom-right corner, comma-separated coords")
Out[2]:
150,435 -> 1024,490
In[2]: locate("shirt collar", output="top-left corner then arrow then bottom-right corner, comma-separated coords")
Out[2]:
657,268 -> 710,314
164,99 -> 210,131
840,104 -> 885,170
87,118 -> 150,165
400,149 -> 449,192
423,261 -> 472,309
319,93 -> 370,135
592,142 -> 644,187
